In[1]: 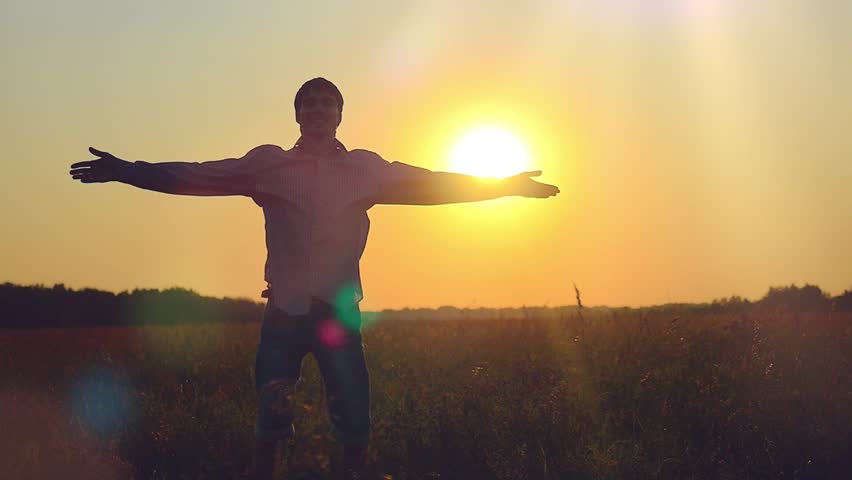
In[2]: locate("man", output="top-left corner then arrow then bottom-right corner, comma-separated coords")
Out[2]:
69,77 -> 559,479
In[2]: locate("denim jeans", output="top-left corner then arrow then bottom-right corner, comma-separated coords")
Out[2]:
254,297 -> 370,447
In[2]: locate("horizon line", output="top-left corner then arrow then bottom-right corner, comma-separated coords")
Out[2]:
4,280 -> 845,312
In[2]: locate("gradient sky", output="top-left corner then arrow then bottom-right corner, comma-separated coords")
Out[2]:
2,0 -> 850,309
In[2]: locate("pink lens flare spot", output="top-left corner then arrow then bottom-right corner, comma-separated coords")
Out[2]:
317,318 -> 346,348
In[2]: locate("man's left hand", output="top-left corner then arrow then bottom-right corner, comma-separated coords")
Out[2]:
507,171 -> 560,198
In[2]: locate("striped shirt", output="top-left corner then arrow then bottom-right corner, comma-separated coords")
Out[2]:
126,139 -> 434,315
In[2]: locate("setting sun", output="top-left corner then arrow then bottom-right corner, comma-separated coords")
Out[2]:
448,126 -> 531,178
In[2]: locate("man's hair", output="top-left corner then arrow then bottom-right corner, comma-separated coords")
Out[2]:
294,77 -> 344,114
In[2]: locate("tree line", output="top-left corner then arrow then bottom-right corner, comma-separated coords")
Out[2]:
0,283 -> 263,328
0,282 -> 850,329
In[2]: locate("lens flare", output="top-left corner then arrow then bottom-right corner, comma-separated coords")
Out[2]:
317,318 -> 347,349
334,284 -> 362,331
69,367 -> 136,436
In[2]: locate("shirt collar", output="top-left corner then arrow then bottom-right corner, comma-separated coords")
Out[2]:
293,137 -> 348,154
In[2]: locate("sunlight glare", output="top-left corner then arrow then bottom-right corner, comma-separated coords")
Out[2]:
449,126 -> 531,178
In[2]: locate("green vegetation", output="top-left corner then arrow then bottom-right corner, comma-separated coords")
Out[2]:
1,285 -> 850,478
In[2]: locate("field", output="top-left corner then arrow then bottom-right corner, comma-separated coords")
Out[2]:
1,307 -> 850,479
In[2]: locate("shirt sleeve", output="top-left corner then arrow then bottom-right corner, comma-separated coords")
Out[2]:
362,152 -> 436,205
125,144 -> 282,196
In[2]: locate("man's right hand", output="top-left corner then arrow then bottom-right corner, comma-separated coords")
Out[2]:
70,147 -> 132,184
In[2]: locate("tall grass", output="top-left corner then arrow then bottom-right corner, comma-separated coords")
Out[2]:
1,308 -> 850,479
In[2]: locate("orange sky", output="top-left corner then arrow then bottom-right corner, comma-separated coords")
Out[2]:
2,1 -> 850,309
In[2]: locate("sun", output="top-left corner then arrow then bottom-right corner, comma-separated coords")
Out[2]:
448,126 -> 531,178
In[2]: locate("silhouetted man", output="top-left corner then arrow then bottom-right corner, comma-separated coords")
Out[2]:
69,77 -> 559,479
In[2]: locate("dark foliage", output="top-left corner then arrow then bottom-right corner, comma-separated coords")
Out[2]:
0,282 -> 263,328
2,281 -> 851,329
833,289 -> 852,311
757,284 -> 833,312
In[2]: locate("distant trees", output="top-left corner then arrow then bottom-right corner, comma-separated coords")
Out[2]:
1,282 -> 850,329
0,283 -> 263,329
707,284 -> 851,313
832,289 -> 852,311
757,284 -> 833,312
707,295 -> 753,313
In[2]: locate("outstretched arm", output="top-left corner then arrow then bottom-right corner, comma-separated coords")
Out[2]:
373,167 -> 560,206
69,146 -> 278,196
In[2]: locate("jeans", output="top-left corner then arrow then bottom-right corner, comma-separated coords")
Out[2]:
254,297 -> 370,447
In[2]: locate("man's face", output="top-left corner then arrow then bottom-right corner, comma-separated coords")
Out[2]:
296,87 -> 342,137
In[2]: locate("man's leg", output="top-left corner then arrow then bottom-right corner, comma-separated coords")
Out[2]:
342,444 -> 368,474
313,304 -> 371,477
254,304 -> 310,479
254,378 -> 299,480
254,437 -> 279,480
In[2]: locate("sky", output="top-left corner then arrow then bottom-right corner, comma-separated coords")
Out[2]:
1,0 -> 850,310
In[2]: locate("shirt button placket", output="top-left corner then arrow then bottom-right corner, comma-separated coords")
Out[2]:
307,156 -> 318,300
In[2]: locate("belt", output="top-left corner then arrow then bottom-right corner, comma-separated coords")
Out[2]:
311,296 -> 330,306
261,287 -> 331,309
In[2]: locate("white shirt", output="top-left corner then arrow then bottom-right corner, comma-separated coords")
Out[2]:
127,139 -> 433,315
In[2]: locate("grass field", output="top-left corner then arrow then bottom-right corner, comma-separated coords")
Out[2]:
1,307 -> 850,479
